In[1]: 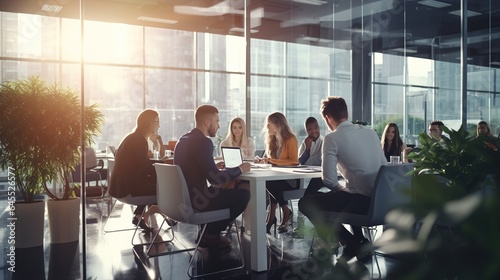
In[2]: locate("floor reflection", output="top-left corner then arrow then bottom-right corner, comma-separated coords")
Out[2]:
48,241 -> 80,280
12,246 -> 45,280
1,198 -> 398,280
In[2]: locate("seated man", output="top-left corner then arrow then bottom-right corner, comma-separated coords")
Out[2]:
293,116 -> 324,238
174,104 -> 251,251
298,96 -> 387,263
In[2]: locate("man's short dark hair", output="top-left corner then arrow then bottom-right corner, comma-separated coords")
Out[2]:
321,96 -> 348,122
430,120 -> 444,127
305,117 -> 318,127
195,104 -> 219,124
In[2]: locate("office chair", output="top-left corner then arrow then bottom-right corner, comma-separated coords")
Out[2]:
102,158 -> 134,233
153,163 -> 244,278
106,159 -> 170,248
309,164 -> 414,278
71,147 -> 107,187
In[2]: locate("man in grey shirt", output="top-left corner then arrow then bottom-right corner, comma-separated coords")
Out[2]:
298,96 -> 387,263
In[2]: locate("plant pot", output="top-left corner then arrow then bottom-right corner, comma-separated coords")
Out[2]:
47,198 -> 80,244
14,200 -> 46,248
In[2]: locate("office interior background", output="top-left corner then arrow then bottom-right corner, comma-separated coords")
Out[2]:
1,0 -> 499,150
0,0 -> 499,277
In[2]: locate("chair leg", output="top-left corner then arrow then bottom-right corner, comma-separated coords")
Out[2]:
308,228 -> 317,256
187,220 -> 245,279
146,217 -> 183,257
131,209 -> 150,246
364,226 -> 382,279
103,199 -> 135,233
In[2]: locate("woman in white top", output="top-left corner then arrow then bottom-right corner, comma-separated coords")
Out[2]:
220,117 -> 255,160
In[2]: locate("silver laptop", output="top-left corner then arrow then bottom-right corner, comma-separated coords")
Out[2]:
221,147 -> 243,168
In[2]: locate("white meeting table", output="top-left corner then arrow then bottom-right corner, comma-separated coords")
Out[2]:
238,167 -> 322,272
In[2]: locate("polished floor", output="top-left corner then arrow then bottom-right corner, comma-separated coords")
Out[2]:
1,195 -> 399,280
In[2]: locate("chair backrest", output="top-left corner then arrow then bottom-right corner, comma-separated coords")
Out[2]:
107,145 -> 117,156
107,158 -> 115,189
369,163 -> 414,225
322,164 -> 414,227
85,147 -> 98,169
154,163 -> 193,223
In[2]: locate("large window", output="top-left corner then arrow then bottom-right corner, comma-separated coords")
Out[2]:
2,1 -> 500,279
2,1 -> 500,147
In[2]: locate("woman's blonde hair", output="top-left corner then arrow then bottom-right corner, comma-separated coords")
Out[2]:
223,117 -> 250,148
264,112 -> 296,158
134,109 -> 159,136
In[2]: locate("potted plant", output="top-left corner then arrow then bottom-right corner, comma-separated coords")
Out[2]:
374,125 -> 500,279
0,76 -> 103,245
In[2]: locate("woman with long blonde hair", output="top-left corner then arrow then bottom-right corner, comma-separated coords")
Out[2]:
256,112 -> 299,233
220,117 -> 255,160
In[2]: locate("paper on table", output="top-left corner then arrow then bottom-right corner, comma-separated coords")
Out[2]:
292,166 -> 321,173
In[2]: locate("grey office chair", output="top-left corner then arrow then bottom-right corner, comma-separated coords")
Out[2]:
153,163 -> 244,278
310,164 -> 414,278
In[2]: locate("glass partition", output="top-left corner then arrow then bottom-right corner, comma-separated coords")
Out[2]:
2,0 -> 500,276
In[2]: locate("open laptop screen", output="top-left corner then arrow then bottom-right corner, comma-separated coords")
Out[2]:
221,147 -> 243,168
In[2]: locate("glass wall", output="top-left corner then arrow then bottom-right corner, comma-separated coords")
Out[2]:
1,2 -> 500,148
1,0 -> 500,275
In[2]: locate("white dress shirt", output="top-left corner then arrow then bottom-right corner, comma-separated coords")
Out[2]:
322,121 -> 387,196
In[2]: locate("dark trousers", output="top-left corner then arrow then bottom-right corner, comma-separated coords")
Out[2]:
266,180 -> 297,206
303,177 -> 325,197
298,191 -> 370,246
197,188 -> 250,235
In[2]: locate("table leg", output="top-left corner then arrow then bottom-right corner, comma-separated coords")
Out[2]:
248,178 -> 268,272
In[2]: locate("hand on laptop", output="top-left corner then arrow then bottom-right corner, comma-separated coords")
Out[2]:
239,162 -> 251,173
216,161 -> 225,170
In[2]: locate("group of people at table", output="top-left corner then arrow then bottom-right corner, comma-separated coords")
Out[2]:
108,96 -> 497,265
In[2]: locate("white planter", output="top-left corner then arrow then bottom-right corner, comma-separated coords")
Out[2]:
14,200 -> 45,248
47,198 -> 80,244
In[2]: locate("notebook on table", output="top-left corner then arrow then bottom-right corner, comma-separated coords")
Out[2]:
221,146 -> 243,168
